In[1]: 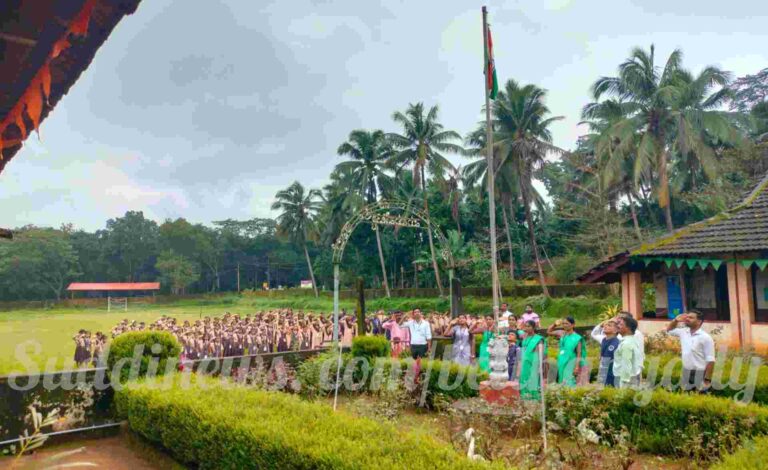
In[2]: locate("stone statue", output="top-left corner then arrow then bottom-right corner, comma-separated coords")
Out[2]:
487,334 -> 509,386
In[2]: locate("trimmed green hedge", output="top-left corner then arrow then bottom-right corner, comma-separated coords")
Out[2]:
107,331 -> 181,382
115,376 -> 498,469
712,436 -> 768,470
350,336 -> 390,360
296,352 -> 487,406
547,386 -> 768,458
641,352 -> 768,405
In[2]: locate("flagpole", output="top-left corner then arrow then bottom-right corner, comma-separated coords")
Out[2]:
482,6 -> 500,325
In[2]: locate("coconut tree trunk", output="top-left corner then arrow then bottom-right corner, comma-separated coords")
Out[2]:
657,146 -> 674,233
501,203 -> 516,281
422,169 -> 444,296
521,184 -> 549,297
627,190 -> 643,242
303,243 -> 319,298
374,224 -> 391,298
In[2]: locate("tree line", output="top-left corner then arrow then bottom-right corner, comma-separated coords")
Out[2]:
1,46 -> 766,301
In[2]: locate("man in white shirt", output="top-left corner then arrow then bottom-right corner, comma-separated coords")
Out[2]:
591,312 -> 646,368
498,303 -> 513,332
613,315 -> 643,388
402,309 -> 432,359
666,309 -> 715,392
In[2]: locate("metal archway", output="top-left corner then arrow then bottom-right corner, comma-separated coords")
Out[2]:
330,199 -> 456,342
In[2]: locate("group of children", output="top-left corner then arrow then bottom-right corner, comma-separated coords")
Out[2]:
72,330 -> 107,367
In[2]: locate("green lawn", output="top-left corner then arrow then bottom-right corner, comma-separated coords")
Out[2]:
0,294 -> 608,375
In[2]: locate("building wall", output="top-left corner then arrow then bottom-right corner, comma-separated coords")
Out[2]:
639,319 -> 733,346
750,324 -> 768,346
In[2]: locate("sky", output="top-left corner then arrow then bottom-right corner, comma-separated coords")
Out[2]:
2,0 -> 767,231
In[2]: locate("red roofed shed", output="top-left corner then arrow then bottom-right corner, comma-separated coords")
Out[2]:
67,282 -> 160,291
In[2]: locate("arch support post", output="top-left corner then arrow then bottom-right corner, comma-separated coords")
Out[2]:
333,263 -> 340,343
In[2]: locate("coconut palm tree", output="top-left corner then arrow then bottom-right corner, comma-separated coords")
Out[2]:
581,99 -> 646,241
271,181 -> 322,297
336,129 -> 394,297
493,80 -> 564,297
387,103 -> 464,296
591,45 -> 741,232
464,125 -> 520,281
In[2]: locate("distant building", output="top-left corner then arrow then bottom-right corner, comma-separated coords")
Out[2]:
579,174 -> 768,347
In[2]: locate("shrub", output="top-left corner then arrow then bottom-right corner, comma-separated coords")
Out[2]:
115,376 -> 497,469
350,336 -> 390,360
547,386 -> 768,461
642,352 -> 768,405
712,436 -> 768,470
106,331 -> 181,383
295,352 -> 487,406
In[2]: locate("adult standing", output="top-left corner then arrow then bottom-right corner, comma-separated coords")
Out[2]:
548,317 -> 586,387
402,309 -> 432,359
498,302 -> 513,333
613,315 -> 643,388
519,320 -> 547,401
442,316 -> 472,365
592,312 -> 646,369
520,305 -> 540,327
472,316 -> 496,373
666,310 -> 715,392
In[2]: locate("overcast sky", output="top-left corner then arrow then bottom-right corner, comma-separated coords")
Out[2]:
2,0 -> 767,231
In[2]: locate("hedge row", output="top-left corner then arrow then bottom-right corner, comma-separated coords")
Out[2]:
712,436 -> 768,470
115,376 -> 498,469
546,386 -> 768,458
640,352 -> 768,405
296,351 -> 488,406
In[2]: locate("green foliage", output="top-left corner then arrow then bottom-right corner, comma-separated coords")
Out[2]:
295,352 -> 487,407
643,352 -> 768,405
350,336 -> 390,360
547,386 -> 768,460
155,250 -> 199,295
115,376 -> 495,469
107,331 -> 181,382
0,227 -> 80,301
712,435 -> 768,470
548,252 -> 597,284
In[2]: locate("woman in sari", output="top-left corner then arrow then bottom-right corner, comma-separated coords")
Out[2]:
548,316 -> 587,387
472,316 -> 496,373
519,320 -> 548,401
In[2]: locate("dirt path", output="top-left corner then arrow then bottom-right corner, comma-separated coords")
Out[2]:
10,431 -> 185,470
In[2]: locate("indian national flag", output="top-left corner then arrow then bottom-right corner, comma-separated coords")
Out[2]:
485,26 -> 499,100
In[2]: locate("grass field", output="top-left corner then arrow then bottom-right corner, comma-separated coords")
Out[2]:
0,294 -> 608,375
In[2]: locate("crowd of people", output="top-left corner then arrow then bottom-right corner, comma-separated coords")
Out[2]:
73,304 -> 716,398
72,330 -> 107,367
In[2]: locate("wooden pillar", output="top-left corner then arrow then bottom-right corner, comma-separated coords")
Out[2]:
727,262 -> 754,347
355,277 -> 366,335
450,275 -> 462,318
621,272 -> 643,319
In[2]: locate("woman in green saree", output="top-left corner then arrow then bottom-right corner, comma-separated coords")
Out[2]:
519,320 -> 547,400
472,316 -> 496,373
548,316 -> 587,387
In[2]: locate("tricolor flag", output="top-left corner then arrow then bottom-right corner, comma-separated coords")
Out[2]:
485,26 -> 499,100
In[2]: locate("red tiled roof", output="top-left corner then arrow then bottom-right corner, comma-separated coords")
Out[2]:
67,282 -> 160,291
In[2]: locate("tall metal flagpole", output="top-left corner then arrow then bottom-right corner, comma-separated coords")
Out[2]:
482,6 -> 500,324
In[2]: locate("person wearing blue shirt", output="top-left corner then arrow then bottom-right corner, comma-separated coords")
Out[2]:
592,319 -> 620,387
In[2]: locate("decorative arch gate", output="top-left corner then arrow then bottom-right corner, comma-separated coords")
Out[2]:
330,199 -> 456,341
